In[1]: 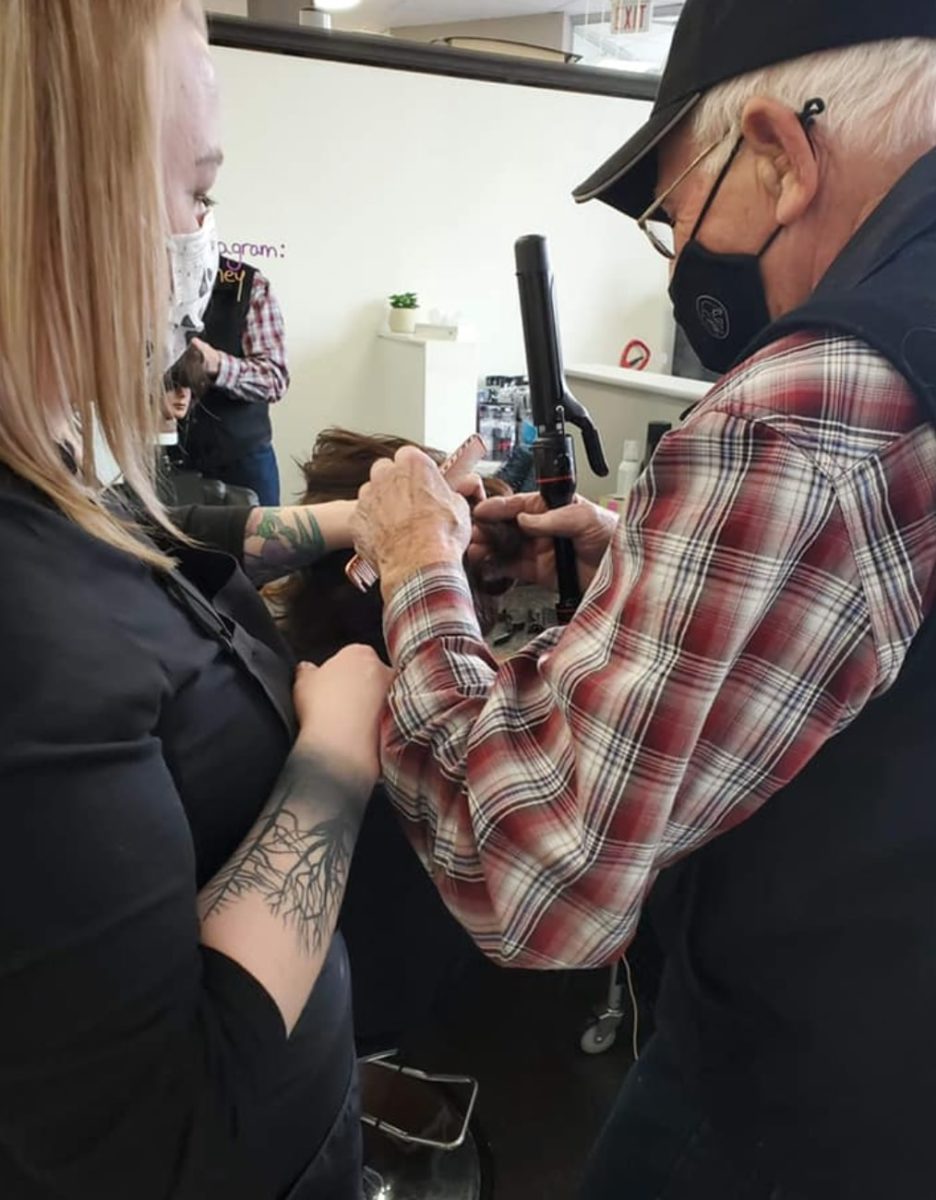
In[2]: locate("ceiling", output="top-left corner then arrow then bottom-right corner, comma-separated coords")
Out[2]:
333,0 -> 686,43
326,1 -> 683,72
208,0 -> 685,65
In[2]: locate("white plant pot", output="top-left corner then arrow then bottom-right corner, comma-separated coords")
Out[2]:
389,307 -> 419,334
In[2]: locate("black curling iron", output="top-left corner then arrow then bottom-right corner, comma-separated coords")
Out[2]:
515,234 -> 609,625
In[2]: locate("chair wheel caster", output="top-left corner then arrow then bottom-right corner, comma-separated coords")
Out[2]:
580,1017 -> 620,1055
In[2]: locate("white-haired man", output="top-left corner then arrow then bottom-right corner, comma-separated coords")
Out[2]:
352,3 -> 936,1195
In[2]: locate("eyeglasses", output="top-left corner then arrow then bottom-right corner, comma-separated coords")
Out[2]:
636,136 -> 725,261
637,98 -> 826,261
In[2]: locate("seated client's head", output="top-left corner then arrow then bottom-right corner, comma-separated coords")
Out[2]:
272,428 -> 517,665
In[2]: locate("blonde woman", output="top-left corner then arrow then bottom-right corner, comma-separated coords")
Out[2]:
0,2 -> 391,1196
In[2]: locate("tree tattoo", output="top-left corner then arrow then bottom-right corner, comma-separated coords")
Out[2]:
199,755 -> 363,955
243,507 -> 327,587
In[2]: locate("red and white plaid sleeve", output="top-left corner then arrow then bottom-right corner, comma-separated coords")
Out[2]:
214,271 -> 290,403
380,334 -> 936,970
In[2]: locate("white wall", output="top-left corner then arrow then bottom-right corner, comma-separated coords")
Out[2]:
212,47 -> 669,497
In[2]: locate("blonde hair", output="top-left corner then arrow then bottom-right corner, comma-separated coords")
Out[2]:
693,38 -> 936,174
0,0 -> 206,567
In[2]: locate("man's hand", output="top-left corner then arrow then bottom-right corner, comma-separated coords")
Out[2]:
190,337 -> 221,379
468,492 -> 618,592
353,446 -> 472,599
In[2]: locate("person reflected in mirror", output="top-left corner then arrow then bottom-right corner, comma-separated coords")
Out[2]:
181,255 -> 289,505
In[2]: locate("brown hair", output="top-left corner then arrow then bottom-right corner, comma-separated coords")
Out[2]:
0,0 -> 205,567
272,429 -> 517,665
165,343 -> 211,399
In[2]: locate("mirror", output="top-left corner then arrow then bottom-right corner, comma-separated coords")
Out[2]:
207,1 -> 682,78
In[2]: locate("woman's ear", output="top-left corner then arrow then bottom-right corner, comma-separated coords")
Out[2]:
741,96 -> 820,228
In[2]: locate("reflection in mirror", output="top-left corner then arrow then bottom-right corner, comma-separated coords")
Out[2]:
433,36 -> 581,64
571,0 -> 682,74
208,1 -> 683,76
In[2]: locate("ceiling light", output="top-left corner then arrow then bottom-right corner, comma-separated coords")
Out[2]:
299,0 -> 359,29
310,0 -> 361,11
596,57 -> 662,72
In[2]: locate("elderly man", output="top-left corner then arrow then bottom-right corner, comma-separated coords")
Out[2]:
353,2 -> 936,1196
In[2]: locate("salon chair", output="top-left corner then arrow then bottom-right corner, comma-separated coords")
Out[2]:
361,1055 -> 493,1200
158,462 -> 259,508
580,919 -> 664,1058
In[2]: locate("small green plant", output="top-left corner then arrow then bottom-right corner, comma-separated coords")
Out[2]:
389,292 -> 419,310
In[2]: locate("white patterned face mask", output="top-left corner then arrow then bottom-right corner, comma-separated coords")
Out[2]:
165,208 -> 219,368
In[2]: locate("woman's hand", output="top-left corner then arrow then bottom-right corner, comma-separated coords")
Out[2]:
293,645 -> 394,789
467,492 -> 618,592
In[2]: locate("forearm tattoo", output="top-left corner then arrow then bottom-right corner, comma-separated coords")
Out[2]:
199,754 -> 366,956
243,507 -> 326,586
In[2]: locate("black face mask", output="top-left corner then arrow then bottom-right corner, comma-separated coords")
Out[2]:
670,232 -> 780,374
668,100 -> 824,375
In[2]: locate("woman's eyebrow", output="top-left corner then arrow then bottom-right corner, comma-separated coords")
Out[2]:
196,148 -> 224,168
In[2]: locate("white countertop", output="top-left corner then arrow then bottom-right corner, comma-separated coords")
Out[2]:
378,331 -> 475,346
568,364 -> 712,404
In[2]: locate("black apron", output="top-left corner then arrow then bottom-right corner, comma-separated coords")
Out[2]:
182,258 -> 274,474
154,536 -> 363,1200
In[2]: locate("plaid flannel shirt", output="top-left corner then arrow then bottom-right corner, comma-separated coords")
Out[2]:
380,333 -> 936,970
213,270 -> 289,404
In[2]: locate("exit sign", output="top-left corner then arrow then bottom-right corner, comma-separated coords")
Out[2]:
611,1 -> 653,34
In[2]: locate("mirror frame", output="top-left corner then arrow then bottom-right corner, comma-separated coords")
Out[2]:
207,14 -> 661,101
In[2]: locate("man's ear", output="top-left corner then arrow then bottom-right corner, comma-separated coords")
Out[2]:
741,96 -> 819,227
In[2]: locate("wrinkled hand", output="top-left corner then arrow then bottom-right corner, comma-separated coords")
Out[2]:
468,492 -> 617,592
190,337 -> 221,379
293,645 -> 394,789
353,446 -> 472,599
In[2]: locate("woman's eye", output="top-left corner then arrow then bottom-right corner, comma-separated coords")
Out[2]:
195,193 -> 217,211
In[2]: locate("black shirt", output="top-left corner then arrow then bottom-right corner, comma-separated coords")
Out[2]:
0,474 -> 354,1199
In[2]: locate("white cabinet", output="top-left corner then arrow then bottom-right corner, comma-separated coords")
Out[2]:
373,333 -> 479,453
566,365 -> 711,501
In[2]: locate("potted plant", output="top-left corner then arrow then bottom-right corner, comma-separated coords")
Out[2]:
388,292 -> 419,335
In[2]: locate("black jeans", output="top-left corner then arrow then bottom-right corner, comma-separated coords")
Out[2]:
582,1035 -> 795,1200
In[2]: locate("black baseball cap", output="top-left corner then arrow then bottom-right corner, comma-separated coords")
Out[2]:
574,0 -> 936,217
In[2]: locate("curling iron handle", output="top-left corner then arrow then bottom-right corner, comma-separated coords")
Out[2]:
554,538 -> 581,626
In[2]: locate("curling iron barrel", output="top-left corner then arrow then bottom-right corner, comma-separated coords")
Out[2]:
514,234 -> 608,625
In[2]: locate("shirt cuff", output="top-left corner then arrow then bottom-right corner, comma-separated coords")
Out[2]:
384,564 -> 484,667
213,351 -> 239,392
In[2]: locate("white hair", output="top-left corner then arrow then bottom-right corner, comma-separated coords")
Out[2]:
692,37 -> 936,172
